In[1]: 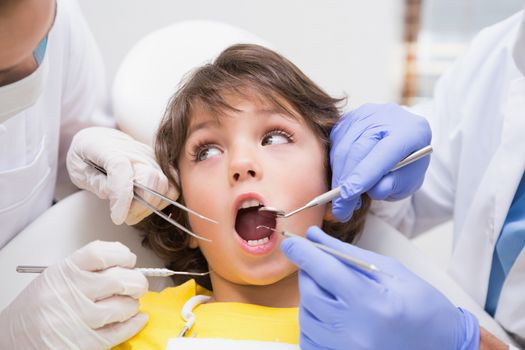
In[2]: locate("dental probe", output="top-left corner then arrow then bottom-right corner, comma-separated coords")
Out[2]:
16,265 -> 210,277
83,158 -> 214,243
280,231 -> 379,273
260,145 -> 433,218
83,159 -> 217,224
257,226 -> 386,275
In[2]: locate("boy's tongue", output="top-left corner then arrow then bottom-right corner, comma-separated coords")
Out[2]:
235,207 -> 276,241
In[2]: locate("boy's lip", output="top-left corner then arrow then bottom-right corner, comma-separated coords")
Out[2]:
232,192 -> 267,216
232,192 -> 282,256
234,228 -> 280,256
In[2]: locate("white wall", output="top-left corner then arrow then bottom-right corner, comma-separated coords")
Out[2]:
78,0 -> 405,108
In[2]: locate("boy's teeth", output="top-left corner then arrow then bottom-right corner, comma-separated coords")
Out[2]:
246,237 -> 270,246
240,199 -> 261,209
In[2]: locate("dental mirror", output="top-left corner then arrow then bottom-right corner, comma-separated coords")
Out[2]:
258,145 -> 433,220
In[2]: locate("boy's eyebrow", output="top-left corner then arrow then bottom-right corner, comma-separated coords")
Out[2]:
257,107 -> 286,115
186,107 -> 297,136
257,107 -> 299,120
187,119 -> 220,136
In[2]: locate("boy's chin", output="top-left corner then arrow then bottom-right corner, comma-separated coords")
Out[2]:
211,261 -> 297,286
237,265 -> 298,287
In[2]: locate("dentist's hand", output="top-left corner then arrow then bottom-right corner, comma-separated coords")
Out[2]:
330,103 -> 431,222
281,226 -> 480,350
67,127 -> 179,225
0,241 -> 149,350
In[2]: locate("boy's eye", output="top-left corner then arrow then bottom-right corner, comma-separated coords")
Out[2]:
195,145 -> 221,161
261,129 -> 294,146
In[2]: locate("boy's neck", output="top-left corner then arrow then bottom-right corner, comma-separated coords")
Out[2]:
208,272 -> 299,307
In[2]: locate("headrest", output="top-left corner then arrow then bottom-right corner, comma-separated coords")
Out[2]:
112,20 -> 271,146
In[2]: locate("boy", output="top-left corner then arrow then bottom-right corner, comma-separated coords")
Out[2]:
117,44 -> 370,349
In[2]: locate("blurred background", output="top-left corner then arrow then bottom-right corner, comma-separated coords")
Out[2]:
78,0 -> 523,267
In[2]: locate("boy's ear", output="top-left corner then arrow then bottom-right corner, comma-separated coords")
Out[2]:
189,236 -> 199,249
323,203 -> 338,223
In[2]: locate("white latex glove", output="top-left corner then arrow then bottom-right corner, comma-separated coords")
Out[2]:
67,127 -> 179,225
0,241 -> 149,350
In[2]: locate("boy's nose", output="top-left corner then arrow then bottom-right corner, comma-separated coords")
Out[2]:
232,167 -> 256,182
229,153 -> 261,184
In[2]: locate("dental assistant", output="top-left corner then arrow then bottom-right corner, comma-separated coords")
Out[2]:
0,0 -> 169,348
283,8 -> 525,350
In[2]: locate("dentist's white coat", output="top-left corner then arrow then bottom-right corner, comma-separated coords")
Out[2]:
0,0 -> 113,248
375,10 -> 525,344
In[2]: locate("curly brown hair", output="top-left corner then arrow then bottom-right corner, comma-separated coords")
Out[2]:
136,44 -> 370,290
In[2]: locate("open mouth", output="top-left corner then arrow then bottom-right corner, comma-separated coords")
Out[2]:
235,200 -> 277,247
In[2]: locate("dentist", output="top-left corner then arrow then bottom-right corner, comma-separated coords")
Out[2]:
0,0 -> 171,348
282,8 -> 525,350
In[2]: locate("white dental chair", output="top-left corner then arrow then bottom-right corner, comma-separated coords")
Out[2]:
0,20 -> 513,345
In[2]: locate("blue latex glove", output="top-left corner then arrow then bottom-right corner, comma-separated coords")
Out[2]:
330,103 -> 431,222
281,226 -> 480,350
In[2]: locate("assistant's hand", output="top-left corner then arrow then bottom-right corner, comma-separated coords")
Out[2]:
67,127 -> 178,225
281,226 -> 480,350
0,241 -> 149,350
330,103 -> 431,222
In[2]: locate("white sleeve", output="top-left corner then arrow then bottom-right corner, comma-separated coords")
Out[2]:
56,0 -> 115,197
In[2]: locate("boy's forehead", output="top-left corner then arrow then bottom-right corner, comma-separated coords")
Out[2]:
188,92 -> 301,130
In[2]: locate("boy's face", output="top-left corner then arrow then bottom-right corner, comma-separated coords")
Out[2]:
178,93 -> 328,287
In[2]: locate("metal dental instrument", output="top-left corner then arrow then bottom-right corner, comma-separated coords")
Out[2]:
257,226 -> 382,274
16,265 -> 210,277
83,158 -> 215,242
281,230 -> 379,273
259,145 -> 433,219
